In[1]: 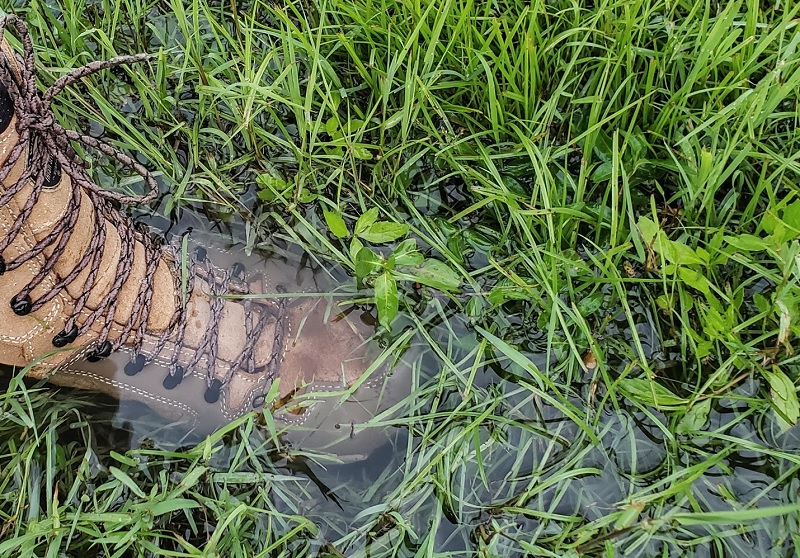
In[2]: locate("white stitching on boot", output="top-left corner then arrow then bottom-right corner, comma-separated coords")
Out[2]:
0,204 -> 63,345
59,368 -> 200,426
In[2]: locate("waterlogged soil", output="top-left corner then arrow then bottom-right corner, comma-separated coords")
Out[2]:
2,194 -> 793,557
0,4 -> 798,557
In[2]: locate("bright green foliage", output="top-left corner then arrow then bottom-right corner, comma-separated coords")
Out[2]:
2,0 -> 800,556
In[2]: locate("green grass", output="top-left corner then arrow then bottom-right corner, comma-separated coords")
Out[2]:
2,0 -> 800,555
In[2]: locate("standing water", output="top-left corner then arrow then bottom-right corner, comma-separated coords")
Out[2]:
0,1 -> 797,556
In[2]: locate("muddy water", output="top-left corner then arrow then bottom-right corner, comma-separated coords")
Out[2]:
0,199 -> 791,556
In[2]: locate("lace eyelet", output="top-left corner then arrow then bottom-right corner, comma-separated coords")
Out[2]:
52,325 -> 78,348
11,295 -> 32,316
124,354 -> 147,376
86,341 -> 112,362
252,393 -> 267,409
163,366 -> 185,390
204,378 -> 222,404
231,261 -> 246,279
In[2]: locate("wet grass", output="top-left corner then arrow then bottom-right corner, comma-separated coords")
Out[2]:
2,0 -> 800,555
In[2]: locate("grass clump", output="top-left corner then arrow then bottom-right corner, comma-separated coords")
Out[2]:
2,0 -> 800,556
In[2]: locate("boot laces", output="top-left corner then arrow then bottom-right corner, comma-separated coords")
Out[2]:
0,15 -> 283,402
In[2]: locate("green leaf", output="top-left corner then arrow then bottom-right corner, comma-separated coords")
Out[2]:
593,128 -> 613,162
656,294 -> 674,313
148,499 -> 202,517
614,501 -> 645,530
256,188 -> 278,202
465,296 -> 486,319
665,239 -> 705,266
394,259 -> 461,291
767,221 -> 791,246
355,247 -> 383,282
323,210 -> 349,239
325,116 -> 339,136
358,222 -> 410,243
576,292 -> 603,316
349,236 -> 364,262
677,267 -> 712,297
447,233 -> 466,263
637,217 -> 659,244
724,234 -> 767,252
782,200 -> 800,233
355,207 -> 379,235
776,297 -> 792,350
352,145 -> 373,160
109,451 -> 138,468
179,466 -> 207,490
501,175 -> 526,196
760,211 -> 779,235
764,367 -> 800,428
753,293 -> 770,314
672,504 -> 800,526
696,148 -> 714,186
590,161 -> 613,182
698,304 -> 728,336
618,378 -> 688,411
476,326 -> 545,388
488,283 -> 530,305
256,173 -> 289,191
625,129 -> 647,160
109,467 -> 146,499
695,340 -> 713,359
298,188 -> 318,203
382,110 -> 405,130
374,271 -> 398,330
344,119 -> 365,133
256,173 -> 290,201
391,239 -> 423,266
676,399 -> 711,434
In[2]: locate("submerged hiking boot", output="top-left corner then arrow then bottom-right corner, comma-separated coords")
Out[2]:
0,15 -> 411,459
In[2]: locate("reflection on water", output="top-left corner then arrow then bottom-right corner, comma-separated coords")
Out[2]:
0,197 -> 794,556
0,6 -> 793,555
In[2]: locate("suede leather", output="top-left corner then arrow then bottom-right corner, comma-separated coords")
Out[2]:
0,36 -> 412,458
0,119 -> 384,421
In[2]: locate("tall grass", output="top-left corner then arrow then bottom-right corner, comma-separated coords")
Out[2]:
1,0 -> 800,555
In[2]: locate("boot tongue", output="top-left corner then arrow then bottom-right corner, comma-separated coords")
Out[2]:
0,81 -> 12,134
24,134 -> 61,187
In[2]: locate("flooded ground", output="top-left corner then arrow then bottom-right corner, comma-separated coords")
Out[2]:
1,1 -> 798,556
2,194 -> 794,556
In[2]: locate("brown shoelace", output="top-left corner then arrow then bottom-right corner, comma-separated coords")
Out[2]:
0,15 -> 281,404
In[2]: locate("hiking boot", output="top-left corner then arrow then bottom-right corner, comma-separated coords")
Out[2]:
0,15 -> 411,460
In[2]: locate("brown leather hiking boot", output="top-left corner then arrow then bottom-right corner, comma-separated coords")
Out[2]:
0,15 -> 411,459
